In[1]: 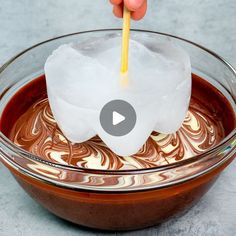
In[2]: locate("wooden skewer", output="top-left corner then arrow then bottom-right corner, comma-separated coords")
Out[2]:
120,6 -> 131,86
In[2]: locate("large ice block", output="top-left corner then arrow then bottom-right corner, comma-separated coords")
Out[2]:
45,36 -> 191,156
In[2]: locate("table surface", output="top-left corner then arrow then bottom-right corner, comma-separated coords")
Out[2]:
0,1 -> 236,235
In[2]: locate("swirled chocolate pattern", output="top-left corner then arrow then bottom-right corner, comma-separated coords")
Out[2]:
9,95 -> 225,170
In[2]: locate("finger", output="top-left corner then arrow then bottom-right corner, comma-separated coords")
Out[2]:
131,0 -> 147,20
110,0 -> 122,5
113,4 -> 123,18
124,0 -> 145,11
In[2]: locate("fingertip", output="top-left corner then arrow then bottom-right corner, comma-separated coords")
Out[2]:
131,12 -> 143,21
113,5 -> 123,18
131,1 -> 147,20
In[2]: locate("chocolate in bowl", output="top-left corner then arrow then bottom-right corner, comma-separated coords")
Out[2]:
0,30 -> 236,231
1,74 -> 233,170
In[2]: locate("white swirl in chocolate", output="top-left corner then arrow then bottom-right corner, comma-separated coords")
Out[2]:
10,97 -> 224,170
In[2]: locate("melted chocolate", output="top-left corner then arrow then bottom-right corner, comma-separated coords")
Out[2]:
0,74 -> 235,170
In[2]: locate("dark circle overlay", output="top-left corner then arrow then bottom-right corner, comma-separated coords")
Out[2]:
100,100 -> 137,137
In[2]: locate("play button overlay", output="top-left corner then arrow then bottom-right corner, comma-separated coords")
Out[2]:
100,100 -> 136,136
113,111 -> 125,126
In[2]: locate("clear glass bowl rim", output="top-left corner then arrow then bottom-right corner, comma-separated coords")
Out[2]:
0,28 -> 236,177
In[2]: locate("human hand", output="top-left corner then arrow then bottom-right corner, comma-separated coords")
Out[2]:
110,0 -> 147,20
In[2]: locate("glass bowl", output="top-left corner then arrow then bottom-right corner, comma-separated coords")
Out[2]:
0,29 -> 236,231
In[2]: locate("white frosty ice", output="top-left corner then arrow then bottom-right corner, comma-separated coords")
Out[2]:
45,36 -> 191,156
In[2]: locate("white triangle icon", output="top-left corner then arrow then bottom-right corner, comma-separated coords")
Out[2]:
112,111 -> 125,126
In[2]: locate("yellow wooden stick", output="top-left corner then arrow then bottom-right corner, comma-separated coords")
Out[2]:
120,6 -> 131,85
